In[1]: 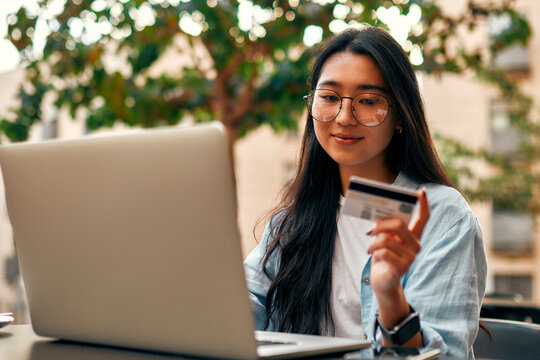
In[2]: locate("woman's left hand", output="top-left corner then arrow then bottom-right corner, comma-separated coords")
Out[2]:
368,189 -> 430,294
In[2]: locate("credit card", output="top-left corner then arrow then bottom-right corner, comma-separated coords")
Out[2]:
341,176 -> 418,224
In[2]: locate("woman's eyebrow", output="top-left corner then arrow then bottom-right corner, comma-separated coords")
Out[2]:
317,80 -> 340,88
316,80 -> 387,93
357,84 -> 387,92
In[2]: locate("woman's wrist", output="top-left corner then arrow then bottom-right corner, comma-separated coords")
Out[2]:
374,285 -> 423,348
375,285 -> 410,328
375,305 -> 420,346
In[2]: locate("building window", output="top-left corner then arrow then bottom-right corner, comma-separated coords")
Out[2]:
42,118 -> 58,140
491,44 -> 529,73
494,274 -> 532,300
492,210 -> 533,253
488,13 -> 529,73
490,100 -> 522,155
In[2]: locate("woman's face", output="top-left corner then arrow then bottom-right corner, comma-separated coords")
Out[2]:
312,51 -> 398,182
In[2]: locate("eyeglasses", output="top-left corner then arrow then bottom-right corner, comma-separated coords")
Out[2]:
303,89 -> 395,127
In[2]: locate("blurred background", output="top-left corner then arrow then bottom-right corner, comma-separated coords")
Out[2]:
0,0 -> 539,325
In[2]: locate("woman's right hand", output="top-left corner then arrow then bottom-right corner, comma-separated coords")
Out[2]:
368,189 -> 430,294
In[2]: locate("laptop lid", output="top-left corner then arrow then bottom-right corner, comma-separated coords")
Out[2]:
0,122 -> 369,359
0,123 -> 260,359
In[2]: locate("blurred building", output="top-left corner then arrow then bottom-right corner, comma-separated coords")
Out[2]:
423,0 -> 540,304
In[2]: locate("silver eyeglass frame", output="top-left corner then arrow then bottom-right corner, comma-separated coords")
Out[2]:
303,88 -> 396,127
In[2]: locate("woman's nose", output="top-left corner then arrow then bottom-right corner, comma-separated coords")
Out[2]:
334,98 -> 357,126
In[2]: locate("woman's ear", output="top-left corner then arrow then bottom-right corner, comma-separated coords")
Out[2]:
395,121 -> 403,134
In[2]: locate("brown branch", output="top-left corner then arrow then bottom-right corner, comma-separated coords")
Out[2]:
218,50 -> 247,81
212,50 -> 250,124
232,75 -> 256,121
213,74 -> 231,124
165,89 -> 195,107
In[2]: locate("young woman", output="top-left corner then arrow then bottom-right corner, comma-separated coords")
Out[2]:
244,26 -> 487,359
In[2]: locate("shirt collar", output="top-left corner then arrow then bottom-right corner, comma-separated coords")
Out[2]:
392,172 -> 422,191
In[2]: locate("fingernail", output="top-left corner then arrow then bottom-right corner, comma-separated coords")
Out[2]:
366,224 -> 375,236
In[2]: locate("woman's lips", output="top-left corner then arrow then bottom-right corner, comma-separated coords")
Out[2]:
332,134 -> 364,145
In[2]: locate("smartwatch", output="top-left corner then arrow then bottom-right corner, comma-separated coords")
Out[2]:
374,305 -> 420,346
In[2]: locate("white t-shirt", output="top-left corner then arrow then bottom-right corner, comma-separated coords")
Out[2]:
330,197 -> 373,339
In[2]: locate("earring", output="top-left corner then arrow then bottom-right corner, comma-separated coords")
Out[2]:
396,127 -> 403,134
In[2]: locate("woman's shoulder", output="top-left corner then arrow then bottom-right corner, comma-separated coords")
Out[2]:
424,182 -> 471,215
396,173 -> 476,227
422,183 -> 482,245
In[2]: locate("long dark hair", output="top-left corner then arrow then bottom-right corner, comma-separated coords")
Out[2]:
262,26 -> 453,335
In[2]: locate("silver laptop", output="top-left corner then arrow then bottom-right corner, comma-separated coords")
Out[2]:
0,123 -> 369,359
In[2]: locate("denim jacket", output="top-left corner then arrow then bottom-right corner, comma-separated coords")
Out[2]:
244,173 -> 487,359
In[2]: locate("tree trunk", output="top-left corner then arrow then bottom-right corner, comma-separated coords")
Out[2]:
222,120 -> 240,186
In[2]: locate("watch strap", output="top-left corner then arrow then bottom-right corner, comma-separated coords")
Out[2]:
374,305 -> 420,346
